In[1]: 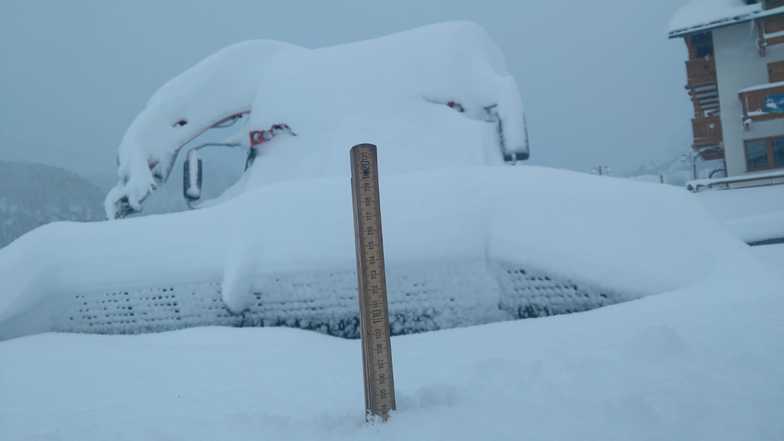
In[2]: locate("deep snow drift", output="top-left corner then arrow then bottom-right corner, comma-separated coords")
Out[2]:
697,184 -> 784,244
753,243 -> 784,273
0,165 -> 760,340
0,22 -> 774,341
1,22 -> 540,339
1,257 -> 781,440
0,19 -> 781,440
0,22 -> 729,340
105,22 -> 527,219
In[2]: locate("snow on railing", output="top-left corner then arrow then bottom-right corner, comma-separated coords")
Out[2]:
687,169 -> 784,192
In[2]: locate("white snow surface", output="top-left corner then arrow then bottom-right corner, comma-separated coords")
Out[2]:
698,184 -> 784,242
1,20 -> 782,438
752,243 -> 784,274
0,165 -> 758,336
106,22 -> 527,218
108,40 -> 304,215
1,217 -> 781,440
1,257 -> 781,440
3,22 -> 676,338
669,0 -> 764,36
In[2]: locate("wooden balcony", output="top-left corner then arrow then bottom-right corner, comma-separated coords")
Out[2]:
685,58 -> 719,116
691,116 -> 724,161
698,147 -> 724,161
739,82 -> 784,122
681,51 -> 722,159
689,85 -> 720,116
761,15 -> 784,49
691,115 -> 723,152
685,58 -> 717,88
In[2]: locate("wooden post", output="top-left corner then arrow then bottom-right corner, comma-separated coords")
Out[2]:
350,143 -> 396,421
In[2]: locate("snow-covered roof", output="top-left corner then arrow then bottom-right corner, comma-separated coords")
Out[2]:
668,0 -> 784,38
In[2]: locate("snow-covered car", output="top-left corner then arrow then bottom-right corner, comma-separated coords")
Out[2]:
0,22 -> 745,341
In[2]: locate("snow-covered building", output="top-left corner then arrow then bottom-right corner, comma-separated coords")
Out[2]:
669,0 -> 784,183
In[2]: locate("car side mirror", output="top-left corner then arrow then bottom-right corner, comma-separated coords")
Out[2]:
183,149 -> 203,202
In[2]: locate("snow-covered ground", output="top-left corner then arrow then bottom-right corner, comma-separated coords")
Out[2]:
1,259 -> 781,441
697,184 -> 784,244
752,243 -> 784,274
1,178 -> 782,439
0,166 -> 763,340
1,20 -> 781,440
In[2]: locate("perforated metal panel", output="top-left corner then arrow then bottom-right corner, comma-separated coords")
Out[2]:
51,259 -> 626,338
495,263 -> 619,319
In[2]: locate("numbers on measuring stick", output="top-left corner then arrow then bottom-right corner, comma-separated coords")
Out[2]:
350,143 -> 396,422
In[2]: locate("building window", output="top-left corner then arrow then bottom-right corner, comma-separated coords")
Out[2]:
774,137 -> 784,165
746,140 -> 770,170
745,137 -> 784,171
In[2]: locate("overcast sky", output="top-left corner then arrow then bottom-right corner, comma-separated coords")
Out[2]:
0,0 -> 691,179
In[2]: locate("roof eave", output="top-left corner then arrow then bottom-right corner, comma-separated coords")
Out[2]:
668,5 -> 784,39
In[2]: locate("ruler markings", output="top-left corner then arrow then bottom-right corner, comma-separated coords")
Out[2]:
350,143 -> 396,421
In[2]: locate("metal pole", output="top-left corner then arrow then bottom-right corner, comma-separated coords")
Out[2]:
692,153 -> 698,180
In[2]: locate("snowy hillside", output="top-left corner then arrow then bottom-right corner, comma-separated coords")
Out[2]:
0,161 -> 103,248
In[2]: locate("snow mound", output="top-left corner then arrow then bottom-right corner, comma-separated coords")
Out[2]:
1,258 -> 780,440
108,39 -> 305,216
0,166 -> 761,340
106,22 -> 528,218
0,22 -> 769,341
698,184 -> 784,243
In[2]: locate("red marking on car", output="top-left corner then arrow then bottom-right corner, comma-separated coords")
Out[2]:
249,124 -> 295,147
250,130 -> 266,146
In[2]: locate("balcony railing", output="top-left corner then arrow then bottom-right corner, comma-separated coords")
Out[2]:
739,82 -> 784,122
685,58 -> 719,116
682,56 -> 721,159
692,115 -> 723,148
687,169 -> 784,193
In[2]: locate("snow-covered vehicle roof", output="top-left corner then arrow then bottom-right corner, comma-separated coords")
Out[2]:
0,22 -> 772,342
105,21 -> 528,219
668,0 -> 784,38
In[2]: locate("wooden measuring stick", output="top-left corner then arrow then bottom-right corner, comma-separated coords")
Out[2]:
350,143 -> 396,422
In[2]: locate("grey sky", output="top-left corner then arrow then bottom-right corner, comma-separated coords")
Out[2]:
0,0 -> 691,179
